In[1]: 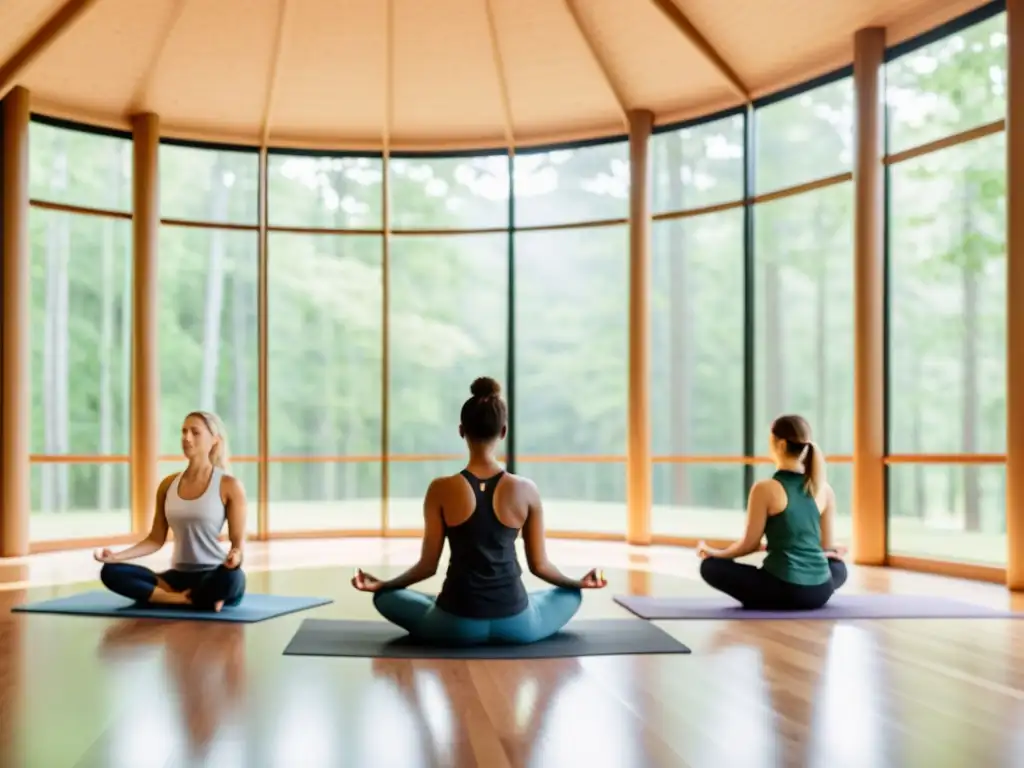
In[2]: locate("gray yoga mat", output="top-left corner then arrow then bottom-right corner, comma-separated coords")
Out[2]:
12,590 -> 333,623
613,593 -> 1024,620
283,618 -> 692,659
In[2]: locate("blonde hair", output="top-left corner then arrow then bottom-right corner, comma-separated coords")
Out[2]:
187,411 -> 231,471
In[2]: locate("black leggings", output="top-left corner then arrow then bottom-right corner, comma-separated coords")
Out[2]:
100,563 -> 246,610
700,557 -> 848,611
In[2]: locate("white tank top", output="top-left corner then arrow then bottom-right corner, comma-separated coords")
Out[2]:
165,467 -> 228,571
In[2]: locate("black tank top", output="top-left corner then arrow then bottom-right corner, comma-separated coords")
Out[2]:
434,470 -> 529,619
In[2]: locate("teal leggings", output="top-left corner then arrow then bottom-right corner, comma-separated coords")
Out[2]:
372,587 -> 583,645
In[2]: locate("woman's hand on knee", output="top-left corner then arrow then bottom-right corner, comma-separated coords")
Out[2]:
224,547 -> 243,570
579,568 -> 607,589
352,568 -> 385,592
94,548 -> 116,564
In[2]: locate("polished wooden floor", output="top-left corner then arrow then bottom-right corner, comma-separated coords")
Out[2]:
2,539 -> 1024,768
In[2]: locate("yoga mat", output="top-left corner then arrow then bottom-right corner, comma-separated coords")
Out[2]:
613,593 -> 1024,620
282,618 -> 692,659
11,590 -> 333,623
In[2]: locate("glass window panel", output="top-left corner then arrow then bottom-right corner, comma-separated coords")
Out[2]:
513,141 -> 629,228
754,182 -> 854,455
387,234 -> 507,488
886,12 -> 1006,155
389,155 -> 509,230
651,114 -> 744,213
158,226 -> 259,457
29,121 -> 131,212
160,144 -> 259,225
268,460 -> 381,532
652,463 -> 746,539
268,233 -> 382,458
267,232 -> 381,532
888,133 -> 1005,454
651,210 -> 744,456
755,77 -> 853,194
515,461 -> 624,535
515,226 -> 627,532
888,463 -> 1005,565
29,462 -> 131,541
388,459 -> 462,530
30,209 -> 132,456
268,153 -> 383,230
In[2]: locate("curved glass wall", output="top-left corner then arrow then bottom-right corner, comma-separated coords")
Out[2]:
28,121 -> 132,542
266,153 -> 384,532
24,5 -> 1009,568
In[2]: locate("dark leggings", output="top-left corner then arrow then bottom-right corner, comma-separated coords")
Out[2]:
100,563 -> 246,610
373,587 -> 582,646
700,557 -> 848,611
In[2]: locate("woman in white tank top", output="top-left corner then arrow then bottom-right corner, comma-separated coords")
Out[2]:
94,411 -> 248,612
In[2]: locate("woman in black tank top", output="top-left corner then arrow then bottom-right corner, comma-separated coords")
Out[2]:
351,377 -> 607,645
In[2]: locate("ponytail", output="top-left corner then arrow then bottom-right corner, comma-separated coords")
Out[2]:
188,411 -> 231,472
802,441 -> 825,498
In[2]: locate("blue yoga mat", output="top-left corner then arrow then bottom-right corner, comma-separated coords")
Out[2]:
11,590 -> 333,623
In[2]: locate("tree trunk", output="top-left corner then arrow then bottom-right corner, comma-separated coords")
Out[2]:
811,201 -> 828,443
97,144 -> 122,511
43,139 -> 70,512
199,158 -> 228,411
666,135 -> 690,506
961,176 -> 981,532
120,170 -> 133,507
56,208 -> 70,510
231,247 -> 250,458
911,351 -> 925,519
764,265 -> 784,419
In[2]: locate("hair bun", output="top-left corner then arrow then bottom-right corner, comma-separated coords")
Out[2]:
470,376 -> 501,398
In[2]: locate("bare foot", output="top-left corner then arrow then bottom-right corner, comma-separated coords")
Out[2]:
213,600 -> 224,613
149,587 -> 192,606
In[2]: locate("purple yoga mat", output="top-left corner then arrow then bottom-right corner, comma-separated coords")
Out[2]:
613,593 -> 1024,620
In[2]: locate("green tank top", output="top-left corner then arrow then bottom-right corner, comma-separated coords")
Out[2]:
760,470 -> 830,586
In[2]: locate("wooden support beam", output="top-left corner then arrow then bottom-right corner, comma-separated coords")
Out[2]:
130,113 -> 160,535
648,0 -> 748,100
0,87 -> 30,557
0,0 -> 102,101
851,28 -> 887,566
565,0 -> 630,127
1007,0 -> 1024,590
257,148 -> 269,539
627,109 -> 653,546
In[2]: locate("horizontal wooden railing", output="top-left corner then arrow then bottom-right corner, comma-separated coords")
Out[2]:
29,452 -> 1002,464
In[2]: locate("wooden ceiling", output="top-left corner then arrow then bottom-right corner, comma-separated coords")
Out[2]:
0,0 -> 991,151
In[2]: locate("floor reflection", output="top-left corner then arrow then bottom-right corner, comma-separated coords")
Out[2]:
703,621 -> 892,768
369,657 -> 583,767
98,619 -> 247,766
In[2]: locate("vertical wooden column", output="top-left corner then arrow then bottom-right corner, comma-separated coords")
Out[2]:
257,148 -> 269,539
380,149 -> 390,535
1007,0 -> 1024,590
130,113 -> 160,534
851,28 -> 887,566
626,109 -> 653,546
0,86 -> 30,557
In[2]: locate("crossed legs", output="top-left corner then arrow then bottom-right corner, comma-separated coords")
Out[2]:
699,557 -> 848,611
372,587 -> 583,645
100,563 -> 246,611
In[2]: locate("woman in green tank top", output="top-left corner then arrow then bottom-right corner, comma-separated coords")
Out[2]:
696,414 -> 848,611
